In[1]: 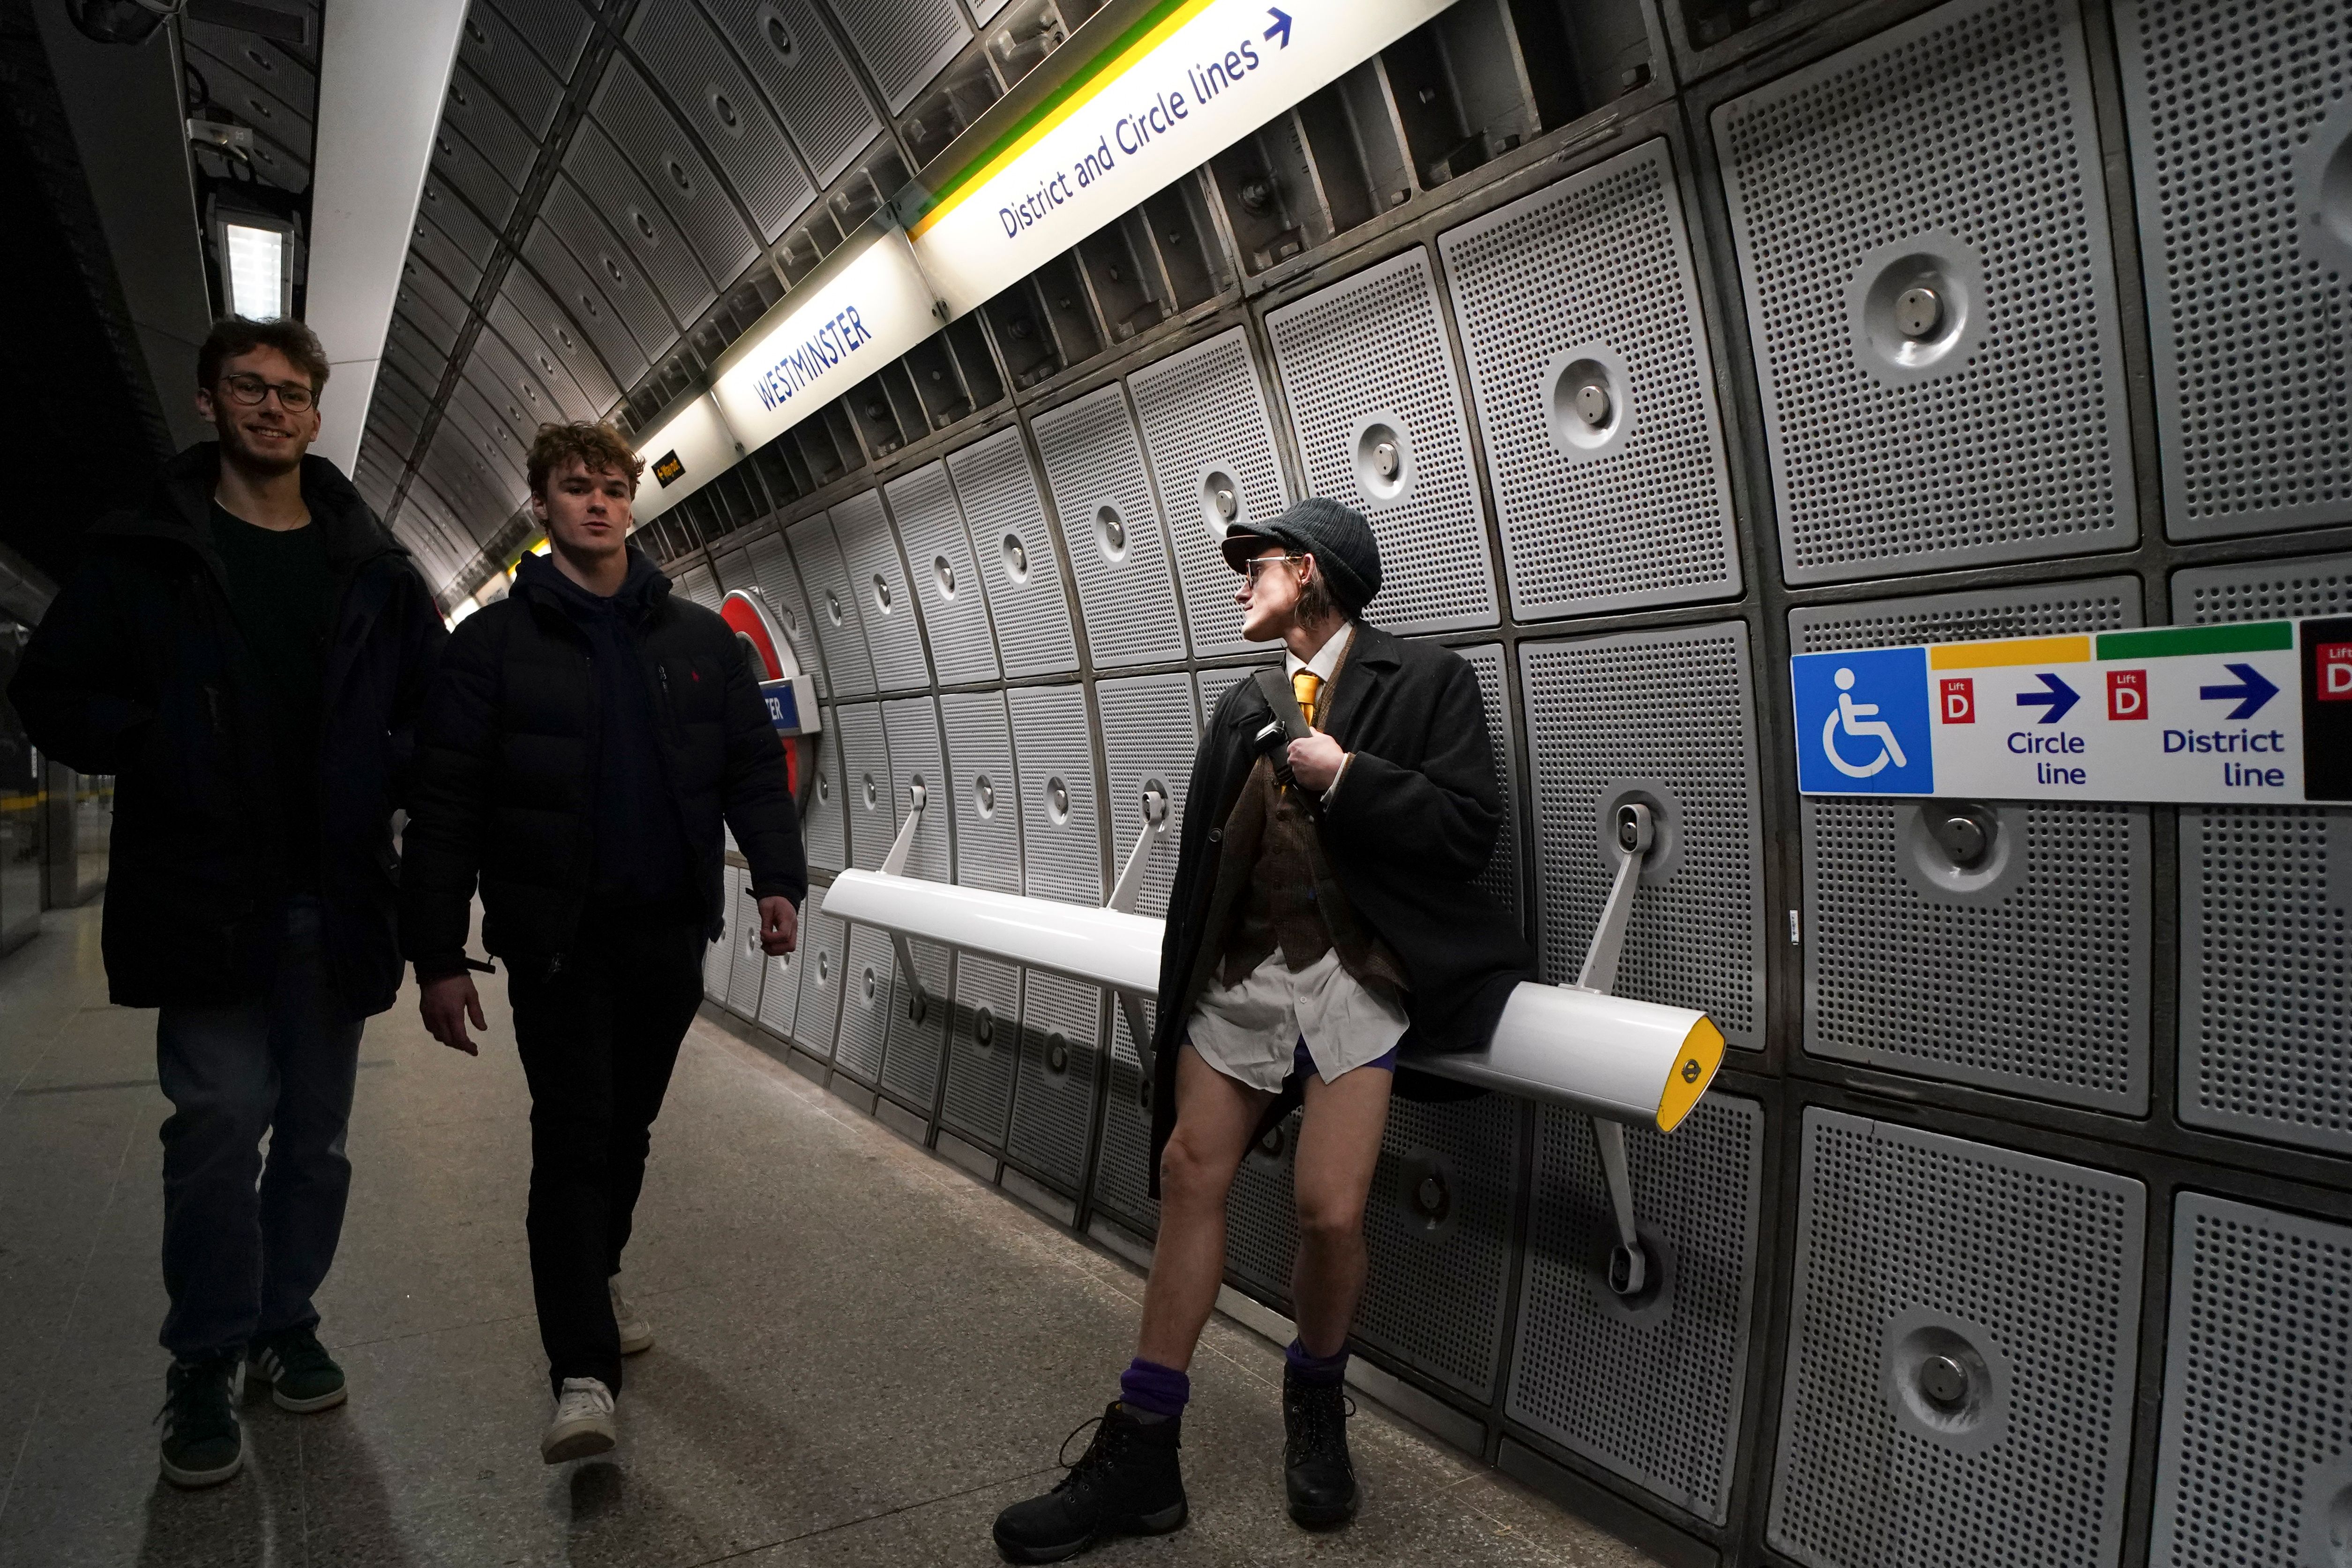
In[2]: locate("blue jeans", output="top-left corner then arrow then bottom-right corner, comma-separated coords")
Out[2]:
155,897 -> 363,1360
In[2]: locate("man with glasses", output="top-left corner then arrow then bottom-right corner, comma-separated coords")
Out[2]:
992,499 -> 1531,1561
10,317 -> 445,1488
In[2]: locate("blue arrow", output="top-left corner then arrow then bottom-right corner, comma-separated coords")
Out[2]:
1264,6 -> 1293,47
2200,661 -> 2279,720
2015,672 -> 2080,723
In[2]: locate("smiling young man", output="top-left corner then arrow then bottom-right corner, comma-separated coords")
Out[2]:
400,422 -> 805,1464
9,317 -> 446,1488
992,499 -> 1532,1561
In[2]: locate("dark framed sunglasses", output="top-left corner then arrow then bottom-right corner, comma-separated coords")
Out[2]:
219,371 -> 316,413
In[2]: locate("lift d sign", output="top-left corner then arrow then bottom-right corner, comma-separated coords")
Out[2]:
1791,618 -> 2352,804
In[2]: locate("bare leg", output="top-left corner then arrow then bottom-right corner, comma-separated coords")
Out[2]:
1288,1064 -> 1394,1357
1134,1045 -> 1273,1370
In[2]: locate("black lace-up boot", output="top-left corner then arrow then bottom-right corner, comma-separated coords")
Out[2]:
992,1402 -> 1187,1563
1282,1366 -> 1359,1528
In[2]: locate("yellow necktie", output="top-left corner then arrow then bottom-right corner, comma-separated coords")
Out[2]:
1292,670 -> 1321,730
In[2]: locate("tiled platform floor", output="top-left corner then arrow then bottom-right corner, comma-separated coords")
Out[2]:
0,901 -> 1654,1568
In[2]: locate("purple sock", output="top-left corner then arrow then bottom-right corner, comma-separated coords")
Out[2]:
1286,1339 -> 1350,1387
1119,1358 -> 1190,1419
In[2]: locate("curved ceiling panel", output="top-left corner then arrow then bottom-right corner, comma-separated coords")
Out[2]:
494,0 -> 595,81
444,66 -> 542,185
486,303 -> 604,423
702,0 -> 881,188
588,58 -> 761,288
825,0 -> 969,117
495,264 -> 625,410
542,175 -> 680,361
627,1 -> 816,242
428,120 -> 519,233
416,177 -> 500,271
396,260 -> 472,355
563,121 -> 717,327
520,221 -> 654,385
457,1 -> 565,134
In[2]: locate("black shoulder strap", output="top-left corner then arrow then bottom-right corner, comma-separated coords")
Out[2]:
1251,666 -> 1312,742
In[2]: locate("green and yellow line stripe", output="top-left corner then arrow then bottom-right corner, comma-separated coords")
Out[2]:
907,0 -> 1214,240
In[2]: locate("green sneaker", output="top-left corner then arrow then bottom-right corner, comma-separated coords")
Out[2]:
248,1326 -> 348,1413
159,1355 -> 244,1488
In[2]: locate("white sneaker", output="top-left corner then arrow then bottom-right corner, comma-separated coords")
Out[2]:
610,1280 -> 653,1355
540,1377 -> 616,1464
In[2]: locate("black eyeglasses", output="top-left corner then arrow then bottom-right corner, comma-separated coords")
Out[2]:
1241,554 -> 1303,585
219,371 -> 316,413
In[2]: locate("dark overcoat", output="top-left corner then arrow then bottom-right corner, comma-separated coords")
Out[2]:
8,444 -> 446,1013
1146,621 -> 1534,1192
398,548 -> 806,979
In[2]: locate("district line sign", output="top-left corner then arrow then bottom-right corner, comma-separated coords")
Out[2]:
1791,618 -> 2352,804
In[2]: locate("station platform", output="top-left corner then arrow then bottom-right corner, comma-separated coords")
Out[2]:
0,902 -> 1648,1568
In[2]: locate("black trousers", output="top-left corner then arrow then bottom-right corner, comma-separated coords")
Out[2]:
507,915 -> 705,1395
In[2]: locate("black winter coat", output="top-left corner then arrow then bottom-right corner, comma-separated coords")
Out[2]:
9,444 -> 446,1013
399,546 -> 806,978
1147,622 -> 1534,1192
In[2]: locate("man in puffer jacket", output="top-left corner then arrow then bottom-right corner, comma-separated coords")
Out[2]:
9,316 -> 446,1489
400,421 -> 805,1464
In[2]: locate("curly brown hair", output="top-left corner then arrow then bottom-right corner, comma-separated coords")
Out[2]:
527,421 -> 644,498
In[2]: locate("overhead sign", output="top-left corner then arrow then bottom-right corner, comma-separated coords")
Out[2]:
708,224 -> 944,456
902,0 -> 1453,318
627,393 -> 738,525
1792,619 -> 2352,804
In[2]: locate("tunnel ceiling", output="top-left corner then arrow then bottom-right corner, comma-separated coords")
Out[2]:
354,0 -> 1068,605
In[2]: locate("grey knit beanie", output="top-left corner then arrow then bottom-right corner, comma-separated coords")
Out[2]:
1218,496 -> 1382,615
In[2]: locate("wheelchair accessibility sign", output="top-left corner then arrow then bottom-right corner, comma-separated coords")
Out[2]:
1792,618 -> 2352,804
1792,646 -> 1935,794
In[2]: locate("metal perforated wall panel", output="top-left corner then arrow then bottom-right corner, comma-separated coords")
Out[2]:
1520,622 -> 1764,1049
882,937 -> 951,1114
1006,969 -> 1101,1194
794,881 -> 846,1059
1225,1110 -> 1302,1303
744,533 -> 823,690
2174,553 -> 2352,1153
676,563 -> 721,609
1092,995 -> 1160,1239
1510,1095 -> 1761,1526
1439,139 -> 1739,620
1031,387 -> 1190,670
704,864 -> 740,1000
1713,0 -> 2136,582
1768,1110 -> 2143,1568
833,491 -> 930,692
492,0 -> 590,77
1008,684 -> 1102,905
712,548 -> 751,593
2152,1194 -> 2352,1566
949,428 -> 1079,676
483,311 -> 598,424
1354,1093 -> 1521,1403
626,1 -> 816,241
832,703 -> 892,870
887,462 -> 998,684
700,0 -> 881,188
543,176 -> 678,360
1453,643 -> 1522,923
1096,674 -> 1201,920
824,0 -> 969,115
565,118 -> 715,331
725,874 -> 764,1017
942,953 -> 1019,1149
2118,2 -> 2352,539
590,58 -> 759,291
940,691 -> 1019,894
1264,247 -> 1498,634
799,719 -> 848,873
1125,328 -> 1290,660
459,1 -> 562,134
1794,582 -> 2150,1111
835,922 -> 895,1086
788,514 -> 877,697
429,121 -> 517,231
443,70 -> 535,195
498,264 -> 623,410
881,696 -> 950,884
522,222 -> 653,386
420,175 -> 498,270
756,932 -> 801,1040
